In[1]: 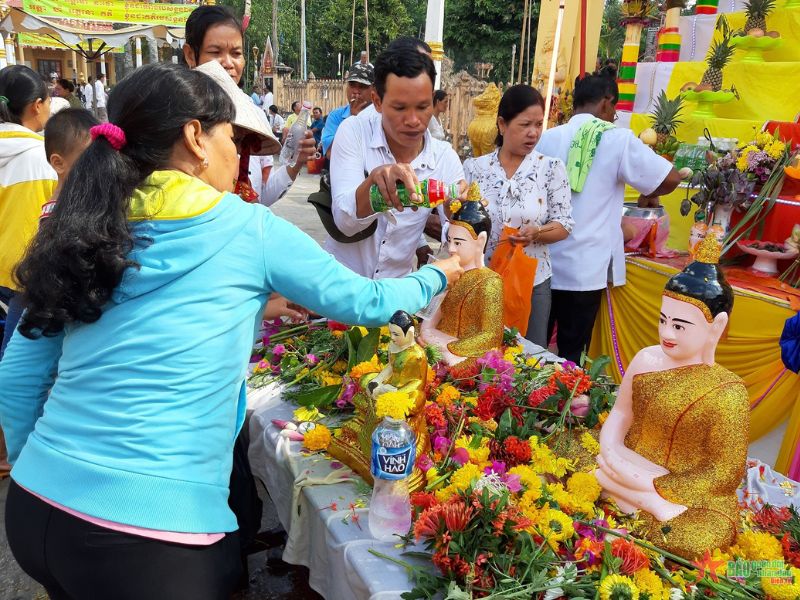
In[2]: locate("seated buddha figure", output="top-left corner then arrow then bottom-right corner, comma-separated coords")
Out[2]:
595,235 -> 749,559
328,310 -> 430,491
420,187 -> 504,365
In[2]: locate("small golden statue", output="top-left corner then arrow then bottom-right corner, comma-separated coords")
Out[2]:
420,184 -> 504,364
596,236 -> 749,559
328,310 -> 430,491
467,83 -> 501,158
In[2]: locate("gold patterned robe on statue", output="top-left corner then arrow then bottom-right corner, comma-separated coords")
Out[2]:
437,267 -> 504,359
625,364 -> 749,559
328,343 -> 430,490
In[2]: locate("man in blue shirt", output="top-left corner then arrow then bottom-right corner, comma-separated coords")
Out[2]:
321,62 -> 374,158
310,107 -> 324,148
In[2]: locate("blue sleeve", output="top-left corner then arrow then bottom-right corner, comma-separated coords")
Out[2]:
260,210 -> 446,326
0,329 -> 63,463
781,313 -> 800,374
321,106 -> 348,155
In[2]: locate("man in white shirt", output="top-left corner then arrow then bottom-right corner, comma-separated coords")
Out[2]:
328,45 -> 465,279
82,77 -> 93,112
94,74 -> 108,122
267,105 -> 285,138
536,70 -> 682,363
263,84 -> 274,110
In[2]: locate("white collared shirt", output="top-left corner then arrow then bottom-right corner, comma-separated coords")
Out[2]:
464,149 -> 573,286
94,80 -> 107,108
536,113 -> 672,291
328,110 -> 464,279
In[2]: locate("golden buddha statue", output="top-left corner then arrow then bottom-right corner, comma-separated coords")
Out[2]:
467,83 -> 501,158
328,310 -> 430,491
595,236 -> 749,559
420,184 -> 504,365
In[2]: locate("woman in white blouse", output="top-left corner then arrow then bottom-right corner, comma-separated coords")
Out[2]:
464,85 -> 573,348
427,90 -> 448,141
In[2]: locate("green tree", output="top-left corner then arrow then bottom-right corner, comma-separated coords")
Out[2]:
598,0 -> 625,64
443,0 -> 532,84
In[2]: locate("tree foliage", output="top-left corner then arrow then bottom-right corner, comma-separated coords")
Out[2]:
598,0 -> 625,64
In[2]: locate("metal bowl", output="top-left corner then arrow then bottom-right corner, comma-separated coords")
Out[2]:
622,202 -> 666,220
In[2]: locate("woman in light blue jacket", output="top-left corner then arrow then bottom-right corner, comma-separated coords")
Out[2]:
0,62 -> 460,600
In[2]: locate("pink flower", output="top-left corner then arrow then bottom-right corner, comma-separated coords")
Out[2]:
257,360 -> 269,370
305,353 -> 318,365
416,454 -> 434,472
452,447 -> 470,466
336,381 -> 357,408
433,436 -> 451,455
503,473 -> 522,493
569,394 -> 590,418
272,344 -> 286,357
484,460 -> 507,475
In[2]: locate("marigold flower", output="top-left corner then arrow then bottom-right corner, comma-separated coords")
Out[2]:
375,390 -> 415,420
349,356 -> 381,379
599,573 -> 639,600
611,538 -> 650,574
567,471 -> 602,504
436,383 -> 461,406
302,424 -> 332,451
732,530 -> 784,561
761,566 -> 800,600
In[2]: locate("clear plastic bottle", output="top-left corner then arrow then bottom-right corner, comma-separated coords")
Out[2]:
369,179 -> 458,212
369,417 -> 415,542
279,100 -> 313,168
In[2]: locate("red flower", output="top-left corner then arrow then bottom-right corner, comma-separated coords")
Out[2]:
502,436 -> 532,467
528,384 -> 556,408
327,321 -> 349,331
410,491 -> 438,511
783,533 -> 800,568
442,501 -> 474,533
424,403 -> 447,429
431,549 -> 453,576
753,504 -> 792,534
448,361 -> 481,389
550,368 -> 593,395
414,504 -> 445,540
611,538 -> 650,574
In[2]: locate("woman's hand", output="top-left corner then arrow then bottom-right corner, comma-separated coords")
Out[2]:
263,294 -> 309,322
508,224 -> 541,246
430,255 -> 463,289
286,132 -> 317,180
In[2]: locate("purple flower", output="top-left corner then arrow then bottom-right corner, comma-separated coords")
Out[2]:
452,447 -> 470,466
561,360 -> 578,371
249,353 -> 261,363
484,460 -> 507,475
416,454 -> 434,472
305,353 -> 318,365
433,436 -> 450,455
272,344 -> 286,358
257,360 -> 269,370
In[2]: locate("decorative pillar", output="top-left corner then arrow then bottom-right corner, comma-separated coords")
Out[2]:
134,37 -> 143,68
108,54 -> 116,85
16,36 -> 24,65
656,7 -> 682,62
99,57 -> 106,76
695,0 -> 719,15
5,34 -> 15,65
0,34 -> 7,70
424,0 -> 445,89
70,50 -> 78,80
617,22 -> 644,111
78,52 -> 87,81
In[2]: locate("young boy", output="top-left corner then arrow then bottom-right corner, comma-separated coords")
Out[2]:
41,108 -> 99,219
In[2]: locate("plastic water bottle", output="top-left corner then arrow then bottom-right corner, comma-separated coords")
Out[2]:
369,417 -> 415,542
279,100 -> 312,168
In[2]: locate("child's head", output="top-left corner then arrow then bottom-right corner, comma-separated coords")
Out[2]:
44,108 -> 99,182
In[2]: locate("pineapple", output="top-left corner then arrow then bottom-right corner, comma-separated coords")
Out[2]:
700,31 -> 735,91
743,0 -> 775,34
649,91 -> 684,146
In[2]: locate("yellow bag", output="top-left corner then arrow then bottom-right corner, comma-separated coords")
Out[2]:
489,226 -> 538,336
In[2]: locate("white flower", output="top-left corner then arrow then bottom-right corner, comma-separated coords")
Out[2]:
543,563 -> 577,600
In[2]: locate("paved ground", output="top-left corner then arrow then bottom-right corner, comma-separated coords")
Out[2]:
0,172 -> 327,600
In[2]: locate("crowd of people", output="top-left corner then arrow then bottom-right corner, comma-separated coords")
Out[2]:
0,3 -> 684,598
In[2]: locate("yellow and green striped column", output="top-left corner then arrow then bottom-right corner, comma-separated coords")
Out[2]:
656,7 -> 681,62
617,23 -> 644,112
696,0 -> 719,15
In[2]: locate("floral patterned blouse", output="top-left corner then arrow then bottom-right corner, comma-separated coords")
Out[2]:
463,149 -> 573,285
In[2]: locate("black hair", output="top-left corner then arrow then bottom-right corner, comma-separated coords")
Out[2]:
433,90 -> 448,104
573,70 -> 618,109
56,78 -> 75,93
291,100 -> 300,111
664,260 -> 734,318
0,65 -> 49,125
450,200 -> 492,250
389,310 -> 415,334
87,76 -> 93,83
495,84 -> 544,147
386,37 -> 432,55
268,104 -> 278,113
16,63 -> 235,339
184,4 -> 243,65
44,108 -> 98,159
373,46 -> 436,99
313,106 -> 322,113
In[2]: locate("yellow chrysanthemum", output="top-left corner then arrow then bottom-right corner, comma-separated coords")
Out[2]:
528,436 -> 574,477
517,487 -> 542,510
375,390 -> 416,420
599,574 -> 639,600
525,356 -> 543,369
455,436 -> 491,468
633,569 -> 667,600
567,472 -> 602,504
761,566 -> 800,600
598,411 -> 609,425
436,384 -> 461,406
536,508 -> 575,547
508,465 -> 541,491
425,467 -> 439,482
581,431 -> 601,455
349,356 -> 381,379
332,360 -> 348,374
467,415 -> 495,429
503,345 -> 523,363
294,406 -> 323,422
317,371 -> 343,387
435,484 -> 456,503
303,424 -> 332,451
462,395 -> 478,407
732,531 -> 784,561
450,462 -> 482,492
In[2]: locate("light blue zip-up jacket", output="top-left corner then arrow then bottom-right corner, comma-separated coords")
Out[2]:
0,170 -> 445,533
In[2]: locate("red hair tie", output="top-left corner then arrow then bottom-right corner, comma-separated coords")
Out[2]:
90,123 -> 127,151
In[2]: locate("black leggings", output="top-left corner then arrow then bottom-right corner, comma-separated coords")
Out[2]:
5,480 -> 242,600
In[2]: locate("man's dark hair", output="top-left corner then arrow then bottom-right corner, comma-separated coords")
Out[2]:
291,100 -> 300,111
268,104 -> 278,114
573,70 -> 618,110
374,46 -> 436,99
386,36 -> 432,55
57,78 -> 75,93
44,108 -> 99,159
433,89 -> 447,104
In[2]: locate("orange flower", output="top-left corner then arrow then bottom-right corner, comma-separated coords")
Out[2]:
414,504 -> 444,540
611,537 -> 650,574
442,501 -> 473,533
550,368 -> 593,395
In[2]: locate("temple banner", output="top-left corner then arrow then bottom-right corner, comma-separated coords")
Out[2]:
21,0 -> 195,26
17,32 -> 125,53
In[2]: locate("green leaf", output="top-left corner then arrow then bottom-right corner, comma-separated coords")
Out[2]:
356,328 -> 380,364
588,355 -> 611,381
498,408 -> 513,438
293,384 -> 342,408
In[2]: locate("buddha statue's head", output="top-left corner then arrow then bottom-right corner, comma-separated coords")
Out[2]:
447,183 -> 491,271
660,236 -> 733,365
387,310 -> 417,353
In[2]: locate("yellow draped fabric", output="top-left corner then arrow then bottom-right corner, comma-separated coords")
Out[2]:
711,7 -> 800,63
589,256 -> 800,473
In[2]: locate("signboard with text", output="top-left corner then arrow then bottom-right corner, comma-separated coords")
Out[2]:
22,0 -> 195,27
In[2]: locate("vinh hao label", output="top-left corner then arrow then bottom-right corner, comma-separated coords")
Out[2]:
371,442 -> 415,480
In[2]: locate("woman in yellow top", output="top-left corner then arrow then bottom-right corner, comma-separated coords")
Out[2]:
0,65 -> 55,359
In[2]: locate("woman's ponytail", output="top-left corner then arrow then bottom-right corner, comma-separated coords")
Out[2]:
0,65 -> 48,125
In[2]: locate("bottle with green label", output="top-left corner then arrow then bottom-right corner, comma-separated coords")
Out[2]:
369,178 -> 458,212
